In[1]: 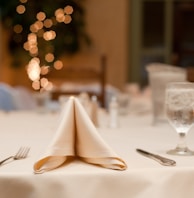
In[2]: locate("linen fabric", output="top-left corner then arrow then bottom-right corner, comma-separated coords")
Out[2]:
33,97 -> 127,173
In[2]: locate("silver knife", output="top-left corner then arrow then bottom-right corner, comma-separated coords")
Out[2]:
136,148 -> 176,166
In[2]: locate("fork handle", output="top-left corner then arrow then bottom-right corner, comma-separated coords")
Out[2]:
0,156 -> 14,165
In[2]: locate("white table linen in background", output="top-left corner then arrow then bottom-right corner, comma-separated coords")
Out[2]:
0,110 -> 194,197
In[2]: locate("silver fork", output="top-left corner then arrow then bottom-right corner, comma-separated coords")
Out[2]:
0,147 -> 30,165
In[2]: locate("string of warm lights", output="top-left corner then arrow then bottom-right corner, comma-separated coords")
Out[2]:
14,0 -> 74,91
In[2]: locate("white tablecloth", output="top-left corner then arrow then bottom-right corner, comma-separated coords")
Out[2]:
0,110 -> 194,198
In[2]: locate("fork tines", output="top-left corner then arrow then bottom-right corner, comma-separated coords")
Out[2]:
15,147 -> 30,159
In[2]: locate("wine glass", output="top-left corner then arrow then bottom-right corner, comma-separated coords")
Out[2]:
165,82 -> 194,156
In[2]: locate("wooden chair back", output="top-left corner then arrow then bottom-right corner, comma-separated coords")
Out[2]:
47,55 -> 107,108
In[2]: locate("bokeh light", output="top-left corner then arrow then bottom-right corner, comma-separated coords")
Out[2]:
13,24 -> 23,33
27,58 -> 41,81
36,12 -> 46,21
45,53 -> 54,62
16,5 -> 26,14
54,60 -> 63,70
64,5 -> 73,14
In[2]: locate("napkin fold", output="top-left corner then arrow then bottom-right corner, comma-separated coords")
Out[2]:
34,96 -> 127,173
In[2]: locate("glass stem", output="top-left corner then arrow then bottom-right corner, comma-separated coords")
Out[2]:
177,132 -> 187,150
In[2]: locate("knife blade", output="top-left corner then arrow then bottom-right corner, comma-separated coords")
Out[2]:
136,148 -> 176,166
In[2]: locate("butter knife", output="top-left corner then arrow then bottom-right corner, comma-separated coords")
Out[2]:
136,148 -> 176,166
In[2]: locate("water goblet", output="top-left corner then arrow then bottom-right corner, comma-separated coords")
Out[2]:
165,82 -> 194,156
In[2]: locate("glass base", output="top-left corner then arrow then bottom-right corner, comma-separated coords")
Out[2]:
167,147 -> 194,156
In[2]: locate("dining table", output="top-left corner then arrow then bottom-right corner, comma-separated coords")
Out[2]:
0,103 -> 194,198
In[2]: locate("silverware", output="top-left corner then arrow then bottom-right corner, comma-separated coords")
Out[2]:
136,148 -> 176,166
0,147 -> 30,166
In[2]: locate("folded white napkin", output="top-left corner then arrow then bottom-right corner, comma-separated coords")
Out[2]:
34,96 -> 127,173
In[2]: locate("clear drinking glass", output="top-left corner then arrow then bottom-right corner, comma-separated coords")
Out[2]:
165,82 -> 194,156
